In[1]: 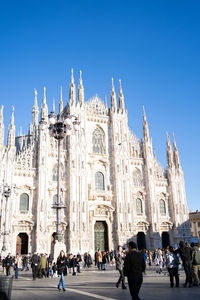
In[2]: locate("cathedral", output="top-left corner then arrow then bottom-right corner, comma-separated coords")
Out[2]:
0,70 -> 191,256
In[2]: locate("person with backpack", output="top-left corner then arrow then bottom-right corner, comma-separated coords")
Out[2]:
165,246 -> 180,287
192,243 -> 200,286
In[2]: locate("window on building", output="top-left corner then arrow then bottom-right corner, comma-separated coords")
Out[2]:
133,169 -> 142,187
198,222 -> 200,228
95,172 -> 105,191
92,128 -> 104,154
136,198 -> 143,214
160,199 -> 166,214
20,193 -> 29,212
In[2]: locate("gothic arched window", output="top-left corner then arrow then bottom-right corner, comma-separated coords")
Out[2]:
133,169 -> 143,187
20,193 -> 29,212
92,128 -> 104,154
136,198 -> 143,214
95,172 -> 105,191
160,199 -> 166,214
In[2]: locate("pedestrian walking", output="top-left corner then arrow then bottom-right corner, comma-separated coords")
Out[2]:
115,245 -> 126,289
5,253 -> 12,276
175,241 -> 193,287
14,254 -> 22,279
165,246 -> 180,287
31,252 -> 40,280
191,243 -> 200,286
96,249 -> 103,270
57,250 -> 67,291
123,241 -> 145,300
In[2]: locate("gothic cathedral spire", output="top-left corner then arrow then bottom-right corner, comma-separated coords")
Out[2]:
40,86 -> 48,120
59,86 -> 63,115
110,78 -> 117,112
173,133 -> 181,170
166,133 -> 173,168
118,79 -> 125,113
32,89 -> 39,126
7,106 -> 15,148
78,70 -> 84,106
0,105 -> 4,149
143,106 -> 150,141
69,68 -> 76,106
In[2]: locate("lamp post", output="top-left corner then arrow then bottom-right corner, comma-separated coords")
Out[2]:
48,112 -> 80,243
1,184 -> 11,252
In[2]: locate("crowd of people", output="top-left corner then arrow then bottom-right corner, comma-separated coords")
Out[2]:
0,241 -> 199,299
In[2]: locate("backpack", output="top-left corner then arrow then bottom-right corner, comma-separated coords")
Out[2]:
193,249 -> 200,265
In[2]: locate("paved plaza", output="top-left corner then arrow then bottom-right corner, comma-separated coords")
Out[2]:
1,266 -> 199,300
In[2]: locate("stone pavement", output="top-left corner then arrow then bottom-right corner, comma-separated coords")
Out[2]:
1,266 -> 200,300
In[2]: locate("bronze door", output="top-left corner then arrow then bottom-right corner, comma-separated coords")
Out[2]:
94,221 -> 108,252
16,235 -> 22,255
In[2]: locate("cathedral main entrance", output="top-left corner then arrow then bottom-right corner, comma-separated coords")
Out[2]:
162,232 -> 170,248
94,221 -> 108,252
16,233 -> 28,255
137,232 -> 146,250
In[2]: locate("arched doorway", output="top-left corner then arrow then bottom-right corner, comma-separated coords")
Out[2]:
162,232 -> 170,248
50,232 -> 57,256
16,233 -> 28,255
137,232 -> 146,250
94,221 -> 108,252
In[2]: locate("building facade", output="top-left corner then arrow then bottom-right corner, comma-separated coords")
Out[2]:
0,71 -> 191,256
190,210 -> 200,242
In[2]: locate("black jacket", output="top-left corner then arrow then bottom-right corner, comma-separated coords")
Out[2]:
175,246 -> 192,262
57,256 -> 67,275
123,250 -> 145,279
31,254 -> 40,266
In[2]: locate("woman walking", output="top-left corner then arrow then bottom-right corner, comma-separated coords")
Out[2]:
165,246 -> 180,288
57,250 -> 67,291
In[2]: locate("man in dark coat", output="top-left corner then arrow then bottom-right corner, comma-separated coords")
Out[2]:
5,253 -> 13,276
175,241 -> 193,287
124,241 -> 145,300
31,252 -> 40,280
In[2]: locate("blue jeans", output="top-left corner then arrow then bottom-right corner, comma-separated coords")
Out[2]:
58,272 -> 65,290
15,265 -> 19,278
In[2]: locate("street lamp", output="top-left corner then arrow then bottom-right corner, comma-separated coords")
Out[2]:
48,112 -> 80,242
1,184 -> 11,252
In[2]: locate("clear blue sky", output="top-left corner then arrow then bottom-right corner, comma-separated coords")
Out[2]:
0,0 -> 199,210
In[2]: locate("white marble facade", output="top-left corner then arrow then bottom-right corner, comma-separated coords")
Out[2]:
0,71 -> 191,256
